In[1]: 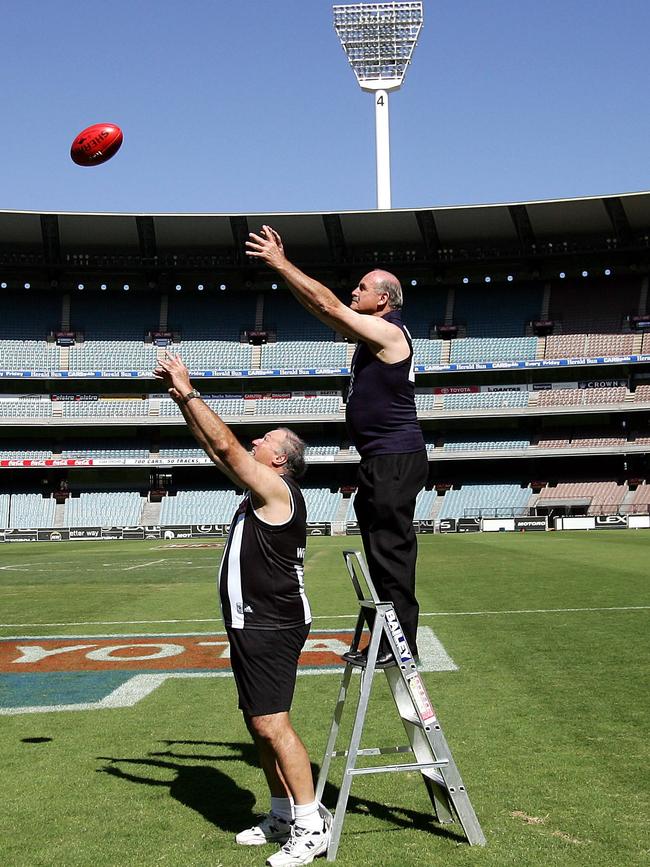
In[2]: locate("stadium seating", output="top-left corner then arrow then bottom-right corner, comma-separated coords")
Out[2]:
443,437 -> 529,452
160,489 -> 241,524
1,291 -> 61,339
453,283 -> 543,338
536,387 -> 627,407
0,493 -> 11,527
0,399 -> 51,418
628,484 -> 650,511
0,341 -> 60,370
70,292 -> 160,340
263,293 -> 334,341
8,493 -> 56,528
68,341 -> 159,371
442,391 -> 529,410
260,341 -> 347,369
450,336 -> 537,364
0,445 -> 52,459
536,431 -> 571,448
569,431 -> 626,448
60,400 -> 150,418
59,440 -> 149,459
168,292 -> 257,341
402,289 -> 447,339
414,488 -> 437,519
547,278 -> 640,333
159,398 -> 247,417
544,334 -> 635,359
174,340 -> 252,369
437,484 -> 532,519
634,385 -> 650,402
63,492 -> 143,526
302,488 -> 342,522
256,397 -> 342,416
534,481 -> 626,514
414,393 -> 437,411
412,339 -> 443,365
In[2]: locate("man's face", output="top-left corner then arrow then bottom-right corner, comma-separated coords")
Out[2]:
251,429 -> 287,468
350,272 -> 386,314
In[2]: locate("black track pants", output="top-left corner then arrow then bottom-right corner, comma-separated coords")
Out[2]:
353,450 -> 428,656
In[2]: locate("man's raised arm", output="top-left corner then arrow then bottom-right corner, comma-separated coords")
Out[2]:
153,354 -> 287,508
245,225 -> 406,358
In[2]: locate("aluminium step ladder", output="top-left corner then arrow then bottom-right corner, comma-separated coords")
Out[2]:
315,550 -> 486,861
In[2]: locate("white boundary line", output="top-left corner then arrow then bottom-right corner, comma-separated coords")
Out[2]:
1,605 -> 648,630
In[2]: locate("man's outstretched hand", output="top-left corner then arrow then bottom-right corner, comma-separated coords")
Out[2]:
153,353 -> 193,403
245,224 -> 287,270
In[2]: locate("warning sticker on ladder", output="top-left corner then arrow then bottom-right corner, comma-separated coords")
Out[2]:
407,671 -> 437,722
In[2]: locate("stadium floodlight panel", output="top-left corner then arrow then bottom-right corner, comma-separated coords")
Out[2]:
333,1 -> 423,91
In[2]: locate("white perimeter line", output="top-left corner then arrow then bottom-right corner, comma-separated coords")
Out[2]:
0,605 -> 648,630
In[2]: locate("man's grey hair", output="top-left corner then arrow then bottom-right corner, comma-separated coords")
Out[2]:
277,427 -> 307,479
374,276 -> 403,310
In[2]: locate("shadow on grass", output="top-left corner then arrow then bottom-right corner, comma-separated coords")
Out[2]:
98,739 -> 465,843
96,754 -> 257,833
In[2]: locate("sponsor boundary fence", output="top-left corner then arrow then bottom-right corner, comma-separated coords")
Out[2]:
2,514 -> 650,542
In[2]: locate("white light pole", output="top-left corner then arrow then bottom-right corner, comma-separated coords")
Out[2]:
333,1 -> 423,210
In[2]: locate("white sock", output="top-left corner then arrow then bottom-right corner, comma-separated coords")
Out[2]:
293,799 -> 322,832
270,796 -> 293,822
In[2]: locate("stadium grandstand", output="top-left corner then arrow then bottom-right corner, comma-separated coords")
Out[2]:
0,192 -> 649,536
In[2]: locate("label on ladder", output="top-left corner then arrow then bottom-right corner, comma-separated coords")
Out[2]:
407,672 -> 437,722
385,609 -> 414,665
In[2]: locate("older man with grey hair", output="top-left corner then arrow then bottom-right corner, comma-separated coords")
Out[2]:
246,227 -> 427,668
154,354 -> 331,867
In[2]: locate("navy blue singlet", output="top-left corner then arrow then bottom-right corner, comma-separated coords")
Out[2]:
345,309 -> 425,458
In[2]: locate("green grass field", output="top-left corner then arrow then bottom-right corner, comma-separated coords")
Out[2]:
1,532 -> 649,866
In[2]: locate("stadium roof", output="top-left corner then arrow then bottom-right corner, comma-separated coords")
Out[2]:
0,190 -> 649,281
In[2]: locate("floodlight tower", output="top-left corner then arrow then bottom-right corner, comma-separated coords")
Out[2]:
333,1 -> 423,210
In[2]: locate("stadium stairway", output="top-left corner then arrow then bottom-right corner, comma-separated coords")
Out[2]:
53,501 -> 66,528
141,499 -> 161,524
429,493 -> 445,523
334,495 -> 351,524
620,488 -> 638,513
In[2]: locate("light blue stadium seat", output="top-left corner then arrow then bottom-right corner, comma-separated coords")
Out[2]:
9,494 -> 56,528
442,391 -> 529,410
412,339 -> 443,365
414,488 -> 437,519
260,342 -> 347,369
450,336 -> 537,364
160,489 -> 242,524
443,437 -> 529,451
63,492 -> 143,527
302,488 -> 342,522
437,484 -> 532,519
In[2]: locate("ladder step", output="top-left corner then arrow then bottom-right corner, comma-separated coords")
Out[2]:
421,767 -> 447,787
330,745 -> 413,758
399,711 -> 430,729
348,760 -> 449,777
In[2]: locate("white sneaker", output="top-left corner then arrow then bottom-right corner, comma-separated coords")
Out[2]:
235,813 -> 291,846
265,814 -> 331,866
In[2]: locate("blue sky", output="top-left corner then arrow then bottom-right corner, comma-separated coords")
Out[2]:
0,0 -> 648,214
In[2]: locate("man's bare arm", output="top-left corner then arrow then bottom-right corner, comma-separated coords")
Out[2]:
246,225 -> 406,357
153,355 -> 288,507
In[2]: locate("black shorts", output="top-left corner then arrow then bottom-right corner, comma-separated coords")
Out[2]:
226,623 -> 310,717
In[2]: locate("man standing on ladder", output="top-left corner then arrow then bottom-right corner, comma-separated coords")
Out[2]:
246,226 -> 428,666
